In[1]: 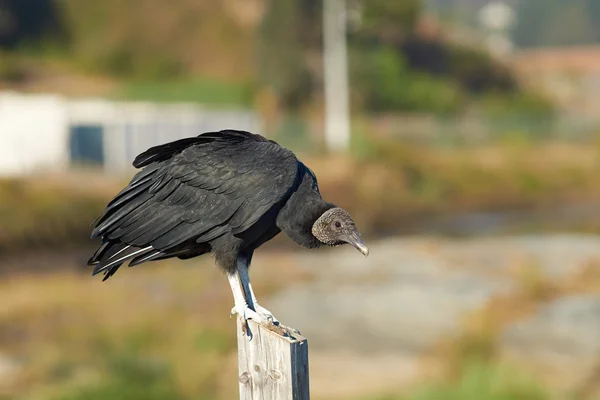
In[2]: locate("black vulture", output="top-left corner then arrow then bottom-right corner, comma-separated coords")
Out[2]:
88,130 -> 368,333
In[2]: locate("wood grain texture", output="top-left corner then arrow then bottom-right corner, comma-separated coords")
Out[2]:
237,320 -> 310,400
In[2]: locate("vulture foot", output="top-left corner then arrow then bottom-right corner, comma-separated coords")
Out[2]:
230,305 -> 300,339
231,304 -> 268,340
254,303 -> 279,324
230,305 -> 268,324
253,304 -> 301,336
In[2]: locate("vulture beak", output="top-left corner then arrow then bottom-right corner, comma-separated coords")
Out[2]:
345,231 -> 369,257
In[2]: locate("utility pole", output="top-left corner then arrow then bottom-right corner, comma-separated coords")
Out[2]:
323,0 -> 350,152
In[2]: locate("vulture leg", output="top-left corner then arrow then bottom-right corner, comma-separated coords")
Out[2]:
237,260 -> 280,325
228,271 -> 269,339
228,256 -> 300,339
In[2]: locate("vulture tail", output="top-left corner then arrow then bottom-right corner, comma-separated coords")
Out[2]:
90,242 -> 157,281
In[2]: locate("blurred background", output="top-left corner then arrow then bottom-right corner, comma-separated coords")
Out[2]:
1,0 -> 600,399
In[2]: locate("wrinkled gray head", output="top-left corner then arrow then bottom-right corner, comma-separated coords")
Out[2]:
312,208 -> 369,256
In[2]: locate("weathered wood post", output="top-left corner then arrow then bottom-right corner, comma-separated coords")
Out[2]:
236,319 -> 310,400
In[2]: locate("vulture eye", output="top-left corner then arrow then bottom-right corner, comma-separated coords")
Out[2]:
334,221 -> 342,228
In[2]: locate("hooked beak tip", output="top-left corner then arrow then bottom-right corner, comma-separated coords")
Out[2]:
359,244 -> 369,257
347,233 -> 369,257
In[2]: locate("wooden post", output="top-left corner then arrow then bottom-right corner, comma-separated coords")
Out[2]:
237,319 -> 310,400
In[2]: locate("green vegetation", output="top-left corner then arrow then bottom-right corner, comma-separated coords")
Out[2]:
55,0 -> 254,81
0,177 -> 107,255
0,265 -> 239,400
0,0 -> 552,114
57,349 -> 185,400
0,51 -> 28,82
0,0 -> 257,106
118,78 -> 256,106
351,48 -> 463,114
345,0 -> 552,116
359,0 -> 422,36
258,0 -> 321,111
323,137 -> 600,235
369,362 -> 550,400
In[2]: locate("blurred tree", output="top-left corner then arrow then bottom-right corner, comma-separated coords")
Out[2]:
60,0 -> 184,79
350,46 -> 462,113
442,43 -> 516,94
257,0 -> 421,112
349,0 -> 518,113
0,0 -> 65,49
256,0 -> 321,111
357,0 -> 422,42
36,0 -> 256,80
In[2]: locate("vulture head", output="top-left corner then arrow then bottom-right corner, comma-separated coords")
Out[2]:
312,208 -> 369,256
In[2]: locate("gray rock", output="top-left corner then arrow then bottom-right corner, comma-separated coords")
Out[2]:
436,234 -> 600,278
263,234 -> 600,393
268,235 -> 600,357
269,250 -> 513,353
294,237 -> 444,283
502,294 -> 600,364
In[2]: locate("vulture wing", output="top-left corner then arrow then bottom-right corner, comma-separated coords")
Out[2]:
89,130 -> 299,279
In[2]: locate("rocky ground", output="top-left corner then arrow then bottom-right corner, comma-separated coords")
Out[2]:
266,234 -> 600,398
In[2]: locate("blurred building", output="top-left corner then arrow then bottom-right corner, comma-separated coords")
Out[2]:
0,92 -> 261,177
510,46 -> 600,116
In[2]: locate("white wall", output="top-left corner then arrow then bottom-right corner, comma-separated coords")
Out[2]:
0,92 -> 262,177
0,92 -> 69,176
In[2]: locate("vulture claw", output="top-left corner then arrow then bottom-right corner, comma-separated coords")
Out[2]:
254,304 -> 280,325
231,304 -> 269,341
230,304 -> 300,340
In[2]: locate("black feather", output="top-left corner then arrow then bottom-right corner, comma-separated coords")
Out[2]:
129,250 -> 164,267
89,129 -> 334,279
